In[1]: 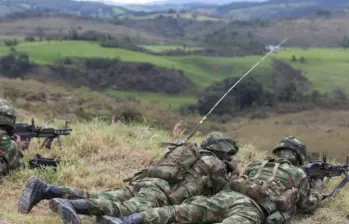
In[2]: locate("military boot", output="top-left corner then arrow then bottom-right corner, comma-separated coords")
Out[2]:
18,176 -> 67,213
49,199 -> 91,224
97,214 -> 145,224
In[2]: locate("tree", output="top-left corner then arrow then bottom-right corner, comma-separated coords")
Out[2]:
4,39 -> 18,47
35,26 -> 44,41
291,55 -> 297,62
196,76 -> 266,115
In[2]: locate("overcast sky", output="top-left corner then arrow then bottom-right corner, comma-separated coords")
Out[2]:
91,0 -> 165,4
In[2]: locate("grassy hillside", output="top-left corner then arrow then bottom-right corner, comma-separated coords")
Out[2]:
274,47 -> 349,92
215,0 -> 349,20
1,41 -> 348,93
139,44 -> 203,53
253,12 -> 349,47
0,41 -> 273,90
0,17 -> 164,43
0,0 -> 131,18
120,12 -> 225,22
1,76 -> 349,223
1,114 -> 349,223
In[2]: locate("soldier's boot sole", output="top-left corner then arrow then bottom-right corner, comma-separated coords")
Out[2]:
18,176 -> 46,213
49,198 -> 81,224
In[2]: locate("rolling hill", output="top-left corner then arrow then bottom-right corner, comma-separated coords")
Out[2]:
0,40 -> 348,109
0,0 -> 131,18
215,0 -> 349,20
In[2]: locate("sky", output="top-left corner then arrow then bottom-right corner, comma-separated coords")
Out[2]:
88,0 -> 165,4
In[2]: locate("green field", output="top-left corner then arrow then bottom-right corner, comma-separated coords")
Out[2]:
274,47 -> 349,92
139,45 -> 203,53
0,41 -> 348,107
0,41 -> 273,89
112,7 -> 125,15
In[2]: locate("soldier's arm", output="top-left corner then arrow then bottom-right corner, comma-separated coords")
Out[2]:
224,157 -> 240,176
201,155 -> 229,193
0,134 -> 23,170
296,176 -> 322,214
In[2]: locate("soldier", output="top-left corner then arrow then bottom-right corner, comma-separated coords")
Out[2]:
18,132 -> 240,224
0,99 -> 24,178
98,136 -> 323,224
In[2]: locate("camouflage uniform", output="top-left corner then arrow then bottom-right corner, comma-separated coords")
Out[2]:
0,99 -> 23,178
18,132 -> 239,224
98,136 -> 323,224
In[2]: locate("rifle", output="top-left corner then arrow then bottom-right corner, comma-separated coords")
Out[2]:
303,154 -> 349,199
28,153 -> 61,171
14,119 -> 72,150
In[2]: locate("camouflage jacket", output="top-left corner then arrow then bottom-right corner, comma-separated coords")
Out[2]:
167,149 -> 229,204
229,157 -> 321,220
127,142 -> 230,205
0,130 -> 23,177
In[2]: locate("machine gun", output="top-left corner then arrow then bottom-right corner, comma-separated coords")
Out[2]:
28,153 -> 61,171
15,119 -> 72,150
303,154 -> 349,199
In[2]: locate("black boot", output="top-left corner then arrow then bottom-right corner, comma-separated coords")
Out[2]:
97,214 -> 145,224
18,176 -> 66,213
49,199 -> 91,224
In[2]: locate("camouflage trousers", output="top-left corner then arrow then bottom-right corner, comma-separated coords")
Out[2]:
139,190 -> 266,224
56,178 -> 172,217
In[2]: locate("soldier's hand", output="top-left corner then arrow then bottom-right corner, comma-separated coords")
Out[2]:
14,135 -> 30,150
224,160 -> 240,176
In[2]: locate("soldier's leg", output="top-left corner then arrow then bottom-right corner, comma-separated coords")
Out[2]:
18,176 -> 135,213
220,199 -> 265,224
99,190 -> 265,224
49,178 -> 171,224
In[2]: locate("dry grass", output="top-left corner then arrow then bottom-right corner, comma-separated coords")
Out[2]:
255,14 -> 349,47
224,109 -> 349,163
0,118 -> 348,223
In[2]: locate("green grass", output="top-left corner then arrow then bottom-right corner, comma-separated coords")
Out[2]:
1,41 -> 348,100
105,89 -> 197,109
139,45 -> 203,53
0,41 -> 273,89
274,47 -> 349,92
112,7 -> 125,15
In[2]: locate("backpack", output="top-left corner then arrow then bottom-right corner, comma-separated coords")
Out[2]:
124,142 -> 202,184
229,157 -> 299,220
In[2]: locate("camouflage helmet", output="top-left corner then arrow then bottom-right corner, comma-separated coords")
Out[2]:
0,99 -> 16,130
272,136 -> 306,165
200,131 -> 239,155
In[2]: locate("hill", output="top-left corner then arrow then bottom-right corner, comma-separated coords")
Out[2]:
215,0 -> 349,20
1,41 -> 349,91
0,41 -> 271,89
1,105 -> 349,223
0,16 -> 164,43
0,0 -> 131,18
